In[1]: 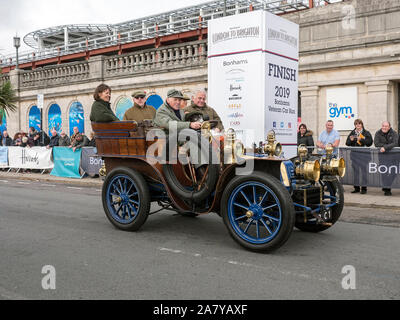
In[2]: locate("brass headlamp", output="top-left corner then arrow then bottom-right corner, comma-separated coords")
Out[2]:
320,144 -> 346,178
223,128 -> 244,164
295,159 -> 321,182
263,131 -> 282,157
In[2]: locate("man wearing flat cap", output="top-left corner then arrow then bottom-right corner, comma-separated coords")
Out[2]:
154,89 -> 202,132
123,90 -> 156,122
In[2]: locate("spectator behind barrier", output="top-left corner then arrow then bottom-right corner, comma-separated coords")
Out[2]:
13,132 -> 23,146
316,120 -> 340,156
58,131 -> 71,147
374,121 -> 399,196
297,123 -> 314,154
88,132 -> 96,147
47,129 -> 60,149
33,131 -> 50,147
90,84 -> 119,123
345,118 -> 373,194
71,133 -> 89,152
70,126 -> 80,146
0,130 -> 13,146
21,133 -> 34,148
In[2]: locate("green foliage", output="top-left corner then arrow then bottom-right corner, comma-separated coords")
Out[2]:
0,81 -> 17,125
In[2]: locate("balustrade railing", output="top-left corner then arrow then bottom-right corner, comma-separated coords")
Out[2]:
0,74 -> 10,86
21,61 -> 90,88
104,41 -> 207,77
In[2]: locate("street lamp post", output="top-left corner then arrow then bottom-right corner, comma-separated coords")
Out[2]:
13,36 -> 20,69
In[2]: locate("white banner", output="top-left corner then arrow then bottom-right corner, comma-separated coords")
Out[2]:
208,11 -> 299,158
8,147 -> 54,169
326,87 -> 358,131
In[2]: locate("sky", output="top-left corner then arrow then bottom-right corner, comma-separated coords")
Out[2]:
0,0 -> 209,57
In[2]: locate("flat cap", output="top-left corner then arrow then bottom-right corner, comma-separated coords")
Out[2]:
132,90 -> 147,98
167,89 -> 184,99
182,94 -> 190,101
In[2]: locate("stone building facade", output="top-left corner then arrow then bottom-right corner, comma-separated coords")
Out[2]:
1,0 -> 400,144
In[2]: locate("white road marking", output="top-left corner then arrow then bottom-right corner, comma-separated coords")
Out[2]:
17,182 -> 31,185
41,184 -> 56,187
67,187 -> 83,190
0,180 -> 8,183
158,247 -> 331,283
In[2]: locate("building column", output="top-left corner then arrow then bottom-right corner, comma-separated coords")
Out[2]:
365,81 -> 396,132
299,86 -> 319,137
88,55 -> 105,82
9,69 -> 21,132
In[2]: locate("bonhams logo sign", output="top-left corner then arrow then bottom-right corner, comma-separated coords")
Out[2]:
268,28 -> 298,48
212,26 -> 260,44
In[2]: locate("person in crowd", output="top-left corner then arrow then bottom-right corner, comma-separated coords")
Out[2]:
316,120 -> 340,156
90,84 -> 119,123
21,133 -> 34,148
88,132 -> 96,147
0,130 -> 13,146
13,132 -> 23,146
46,129 -> 60,149
154,89 -> 202,133
32,130 -> 50,147
71,133 -> 89,152
183,90 -> 224,132
297,123 -> 314,154
345,119 -> 373,194
28,126 -> 38,139
123,91 -> 156,122
70,127 -> 80,146
374,121 -> 399,196
180,94 -> 190,110
58,131 -> 71,147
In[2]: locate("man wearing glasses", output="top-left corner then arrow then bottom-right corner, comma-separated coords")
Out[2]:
123,91 -> 156,122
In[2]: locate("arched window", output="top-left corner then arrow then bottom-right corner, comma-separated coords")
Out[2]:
48,103 -> 62,135
69,102 -> 85,136
0,109 -> 6,133
28,105 -> 41,131
115,97 -> 133,120
146,94 -> 163,110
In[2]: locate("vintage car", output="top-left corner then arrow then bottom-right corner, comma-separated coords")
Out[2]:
92,116 -> 345,253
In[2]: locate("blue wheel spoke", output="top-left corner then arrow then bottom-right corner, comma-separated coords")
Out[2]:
118,179 -> 124,193
129,199 -> 139,206
240,191 -> 252,206
234,202 -> 249,211
123,178 -> 128,193
253,186 -> 256,204
113,184 -> 122,195
262,214 -> 280,222
125,182 -> 134,195
235,214 -> 248,221
115,204 -> 123,216
128,203 -> 138,215
258,190 -> 269,205
243,219 -> 253,233
255,221 -> 260,239
125,204 -> 133,219
262,204 -> 278,211
128,192 -> 138,198
260,218 -> 273,234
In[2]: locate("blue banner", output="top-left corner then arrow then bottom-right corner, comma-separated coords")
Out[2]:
0,147 -> 8,167
51,147 -> 82,179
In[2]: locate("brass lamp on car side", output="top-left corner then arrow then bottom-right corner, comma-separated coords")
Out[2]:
264,131 -> 282,157
321,144 -> 346,178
